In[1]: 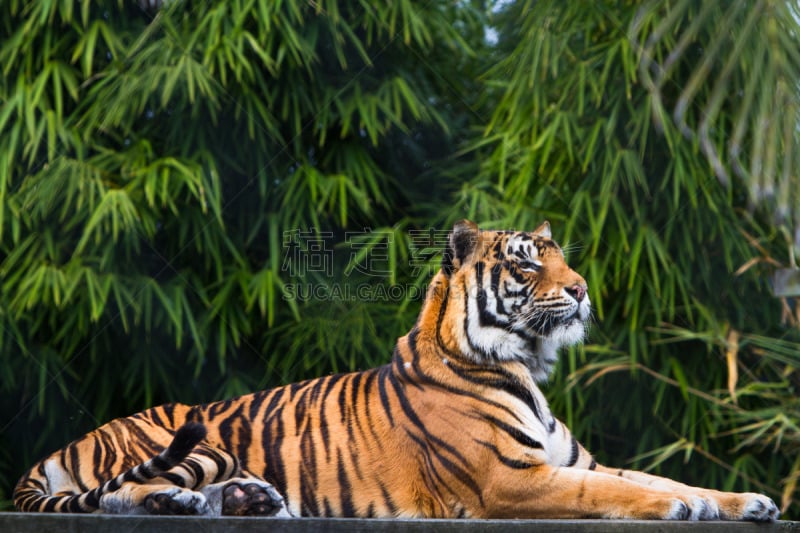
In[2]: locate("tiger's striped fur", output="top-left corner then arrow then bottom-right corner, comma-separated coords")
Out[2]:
14,220 -> 779,520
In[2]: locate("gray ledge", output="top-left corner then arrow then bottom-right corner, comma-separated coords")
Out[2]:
0,513 -> 798,533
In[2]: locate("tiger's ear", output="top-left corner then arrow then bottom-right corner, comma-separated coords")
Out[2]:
533,220 -> 551,239
442,219 -> 481,276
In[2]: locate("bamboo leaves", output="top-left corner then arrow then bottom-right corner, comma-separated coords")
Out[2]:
631,0 -> 800,256
0,0 -> 475,506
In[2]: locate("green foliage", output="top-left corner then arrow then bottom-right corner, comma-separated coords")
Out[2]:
1,0 -> 799,519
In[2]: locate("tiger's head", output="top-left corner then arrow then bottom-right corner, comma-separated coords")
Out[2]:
432,219 -> 591,382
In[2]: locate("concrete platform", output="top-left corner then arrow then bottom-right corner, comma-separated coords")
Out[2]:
0,513 -> 798,533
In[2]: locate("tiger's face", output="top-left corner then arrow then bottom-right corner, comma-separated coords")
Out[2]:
441,220 -> 590,381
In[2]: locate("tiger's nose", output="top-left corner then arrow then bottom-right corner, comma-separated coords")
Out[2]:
566,284 -> 587,302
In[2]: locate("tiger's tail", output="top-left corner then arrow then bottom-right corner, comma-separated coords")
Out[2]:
13,422 -> 207,513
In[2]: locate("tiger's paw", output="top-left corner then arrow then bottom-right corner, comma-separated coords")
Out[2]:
663,496 -> 719,521
711,492 -> 780,521
740,494 -> 780,522
144,487 -> 210,515
220,480 -> 291,517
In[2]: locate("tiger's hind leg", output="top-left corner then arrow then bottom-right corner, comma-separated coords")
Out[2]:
99,483 -> 210,515
142,487 -> 210,515
99,479 -> 292,517
101,443 -> 291,517
98,441 -> 242,516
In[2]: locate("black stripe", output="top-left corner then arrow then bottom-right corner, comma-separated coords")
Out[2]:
337,374 -> 349,424
494,377 -> 545,423
489,263 -> 510,316
299,406 -> 320,516
318,378 -> 332,462
197,446 -> 236,482
187,405 -> 204,424
43,497 -> 58,512
149,407 -> 166,429
288,381 -> 304,401
462,277 -> 487,358
350,373 -> 369,445
66,496 -> 84,512
323,497 -> 334,517
492,238 -> 504,258
219,403 -> 244,452
248,390 -> 269,421
183,456 -> 209,486
394,346 -> 424,391
164,404 -> 177,426
83,488 -> 99,509
214,457 -> 235,483
347,373 -> 363,442
308,377 -> 325,404
236,416 -> 252,467
299,469 -> 318,516
264,387 -> 286,423
124,419 -> 163,459
475,440 -> 535,469
342,377 -> 357,445
295,383 -> 312,434
319,373 -> 347,462
401,330 -> 426,391
337,448 -> 356,516
362,369 -> 385,445
300,429 -> 318,491
208,399 -> 232,417
475,262 -> 510,329
91,435 -> 106,490
379,482 -> 398,516
263,391 -> 287,497
377,367 -> 395,426
479,413 -> 543,450
433,283 -> 460,358
160,471 -> 188,487
566,436 -> 580,467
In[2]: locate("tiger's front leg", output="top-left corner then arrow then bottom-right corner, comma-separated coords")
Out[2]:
591,464 -> 780,521
527,419 -> 779,521
484,464 -> 720,520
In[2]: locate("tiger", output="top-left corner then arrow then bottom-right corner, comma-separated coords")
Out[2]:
14,220 -> 780,520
